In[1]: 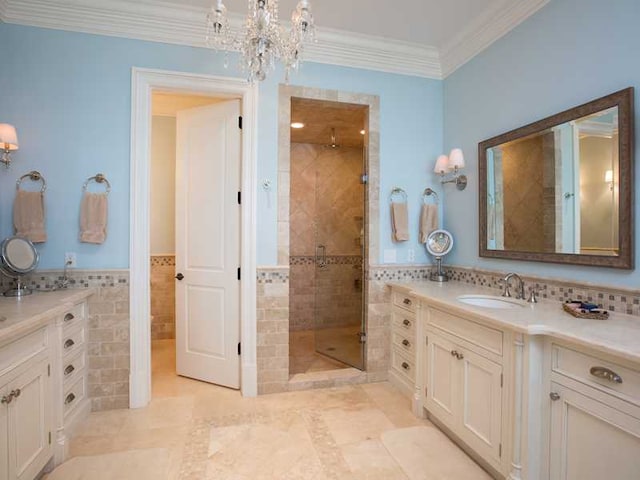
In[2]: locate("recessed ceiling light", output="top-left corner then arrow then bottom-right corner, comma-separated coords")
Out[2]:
291,122 -> 305,129
360,130 -> 366,135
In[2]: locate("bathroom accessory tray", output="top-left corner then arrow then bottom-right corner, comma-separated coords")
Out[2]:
562,303 -> 609,320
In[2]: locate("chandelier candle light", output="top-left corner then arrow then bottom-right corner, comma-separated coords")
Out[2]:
207,0 -> 316,83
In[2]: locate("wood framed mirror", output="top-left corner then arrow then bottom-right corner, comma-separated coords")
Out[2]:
479,88 -> 634,269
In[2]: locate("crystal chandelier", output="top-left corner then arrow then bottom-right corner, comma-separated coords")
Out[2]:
206,0 -> 316,83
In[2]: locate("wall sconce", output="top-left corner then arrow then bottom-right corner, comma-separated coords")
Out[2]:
0,124 -> 19,168
605,169 -> 614,191
434,148 -> 467,191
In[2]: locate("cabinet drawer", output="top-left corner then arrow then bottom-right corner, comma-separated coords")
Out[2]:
63,374 -> 86,417
391,346 -> 415,383
430,308 -> 502,356
61,303 -> 85,332
391,330 -> 415,356
552,345 -> 640,407
393,291 -> 417,313
0,327 -> 48,375
61,325 -> 85,358
62,350 -> 86,386
392,310 -> 416,334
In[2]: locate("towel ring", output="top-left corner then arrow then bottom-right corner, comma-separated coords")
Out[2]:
83,173 -> 111,194
16,171 -> 46,193
390,187 -> 408,203
423,188 -> 439,205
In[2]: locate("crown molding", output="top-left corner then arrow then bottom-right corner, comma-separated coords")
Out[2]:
1,0 -> 550,81
0,0 -> 441,79
439,0 -> 551,77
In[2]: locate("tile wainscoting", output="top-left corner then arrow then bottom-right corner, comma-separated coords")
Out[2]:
150,255 -> 176,340
8,269 -> 130,411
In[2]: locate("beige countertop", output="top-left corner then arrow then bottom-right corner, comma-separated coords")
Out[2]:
0,289 -> 96,344
389,281 -> 640,364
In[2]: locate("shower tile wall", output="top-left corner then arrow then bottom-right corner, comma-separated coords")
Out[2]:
289,143 -> 364,332
150,255 -> 176,340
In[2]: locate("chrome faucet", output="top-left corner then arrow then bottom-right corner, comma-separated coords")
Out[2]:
501,273 -> 525,300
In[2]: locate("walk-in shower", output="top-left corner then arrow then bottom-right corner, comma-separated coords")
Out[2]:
289,98 -> 368,375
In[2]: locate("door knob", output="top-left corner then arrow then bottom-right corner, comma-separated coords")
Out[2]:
175,273 -> 184,281
550,392 -> 561,401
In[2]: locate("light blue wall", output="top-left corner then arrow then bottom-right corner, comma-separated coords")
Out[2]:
443,0 -> 640,288
0,23 -> 442,269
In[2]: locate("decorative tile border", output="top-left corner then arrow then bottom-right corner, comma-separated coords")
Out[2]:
290,255 -> 363,266
1,269 -> 130,290
150,255 -> 175,267
257,267 -> 290,284
368,263 -> 640,317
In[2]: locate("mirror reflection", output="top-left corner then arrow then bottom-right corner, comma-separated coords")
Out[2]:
486,107 -> 619,256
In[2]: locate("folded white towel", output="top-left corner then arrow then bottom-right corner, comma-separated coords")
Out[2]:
14,190 -> 47,243
391,202 -> 409,242
419,204 -> 439,243
80,192 -> 108,244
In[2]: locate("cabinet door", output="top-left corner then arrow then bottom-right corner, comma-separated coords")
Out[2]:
0,386 -> 9,480
549,382 -> 640,480
425,332 -> 458,427
8,360 -> 51,480
458,346 -> 503,464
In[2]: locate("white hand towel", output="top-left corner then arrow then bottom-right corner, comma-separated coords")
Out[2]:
391,202 -> 410,242
80,192 -> 108,244
419,204 -> 439,243
13,190 -> 47,243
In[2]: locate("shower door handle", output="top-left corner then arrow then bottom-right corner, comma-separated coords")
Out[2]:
316,245 -> 327,269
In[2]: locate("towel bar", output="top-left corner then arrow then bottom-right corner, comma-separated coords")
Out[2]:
16,171 -> 46,193
83,173 -> 111,194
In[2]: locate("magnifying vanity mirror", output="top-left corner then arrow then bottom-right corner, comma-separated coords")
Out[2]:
426,229 -> 454,282
479,88 -> 634,269
0,236 -> 39,296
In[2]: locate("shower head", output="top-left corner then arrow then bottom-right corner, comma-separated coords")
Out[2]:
326,128 -> 341,149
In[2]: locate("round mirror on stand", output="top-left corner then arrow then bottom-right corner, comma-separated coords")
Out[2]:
0,236 -> 39,297
425,229 -> 454,282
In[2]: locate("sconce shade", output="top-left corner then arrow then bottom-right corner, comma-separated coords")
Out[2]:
434,154 -> 449,174
0,124 -> 18,150
448,148 -> 464,169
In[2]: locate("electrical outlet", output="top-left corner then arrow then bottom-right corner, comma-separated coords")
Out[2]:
64,252 -> 77,268
407,249 -> 415,262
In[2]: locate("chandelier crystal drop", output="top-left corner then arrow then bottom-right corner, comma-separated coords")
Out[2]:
206,0 -> 316,83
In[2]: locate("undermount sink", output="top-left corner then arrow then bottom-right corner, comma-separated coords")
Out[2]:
456,294 -> 524,309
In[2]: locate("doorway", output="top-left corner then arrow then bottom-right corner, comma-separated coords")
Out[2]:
149,92 -> 242,395
130,69 -> 258,408
288,98 -> 368,375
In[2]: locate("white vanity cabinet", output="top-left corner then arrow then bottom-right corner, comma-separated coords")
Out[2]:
388,291 -> 417,396
0,326 -> 53,480
424,307 -> 505,473
547,343 -> 640,480
52,301 -> 90,464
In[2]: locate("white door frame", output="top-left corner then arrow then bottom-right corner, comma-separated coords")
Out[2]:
129,67 -> 258,408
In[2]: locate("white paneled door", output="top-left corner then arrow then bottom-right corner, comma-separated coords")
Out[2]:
175,100 -> 241,389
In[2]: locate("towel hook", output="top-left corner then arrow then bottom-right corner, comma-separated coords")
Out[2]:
16,170 -> 46,193
83,173 -> 111,194
423,188 -> 439,205
390,187 -> 408,203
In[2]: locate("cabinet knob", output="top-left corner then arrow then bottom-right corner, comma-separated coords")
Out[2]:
1,395 -> 11,405
65,393 -> 76,405
403,319 -> 411,327
402,339 -> 410,347
64,365 -> 75,376
403,298 -> 412,306
64,339 -> 75,350
550,392 -> 561,401
64,313 -> 75,322
401,362 -> 410,370
11,389 -> 20,399
451,350 -> 458,357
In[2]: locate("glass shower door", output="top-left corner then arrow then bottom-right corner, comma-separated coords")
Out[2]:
313,146 -> 365,370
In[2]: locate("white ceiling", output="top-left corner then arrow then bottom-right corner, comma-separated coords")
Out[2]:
172,0 -> 501,47
0,0 -> 550,78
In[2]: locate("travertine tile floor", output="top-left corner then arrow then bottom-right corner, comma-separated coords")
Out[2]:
46,340 -> 492,479
290,326 -> 363,374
